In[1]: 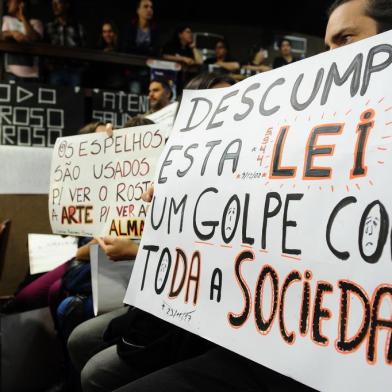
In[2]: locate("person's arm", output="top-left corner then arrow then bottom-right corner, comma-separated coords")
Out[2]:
216,61 -> 240,72
162,53 -> 194,65
17,3 -> 42,42
191,46 -> 203,65
75,238 -> 98,261
96,237 -> 139,261
242,64 -> 271,73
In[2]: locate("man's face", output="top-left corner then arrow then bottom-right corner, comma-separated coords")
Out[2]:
280,40 -> 292,56
148,81 -> 170,111
137,0 -> 153,21
325,0 -> 378,50
52,0 -> 68,17
7,0 -> 20,15
102,23 -> 115,45
179,28 -> 193,45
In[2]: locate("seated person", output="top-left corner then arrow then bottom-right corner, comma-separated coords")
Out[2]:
122,0 -> 159,56
204,39 -> 240,74
46,0 -> 86,86
241,44 -> 271,75
162,25 -> 203,66
273,37 -> 299,69
1,0 -> 43,82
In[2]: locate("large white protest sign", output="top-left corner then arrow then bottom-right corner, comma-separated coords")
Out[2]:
49,124 -> 166,238
124,31 -> 392,391
28,234 -> 78,274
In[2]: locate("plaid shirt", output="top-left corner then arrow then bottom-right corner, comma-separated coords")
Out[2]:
46,19 -> 86,48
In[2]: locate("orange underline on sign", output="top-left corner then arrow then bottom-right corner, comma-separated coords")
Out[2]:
378,97 -> 385,103
281,254 -> 301,261
385,106 -> 392,112
355,184 -> 361,190
369,180 -> 374,186
382,135 -> 392,139
220,244 -> 232,249
378,160 -> 385,164
241,244 -> 253,249
345,109 -> 352,115
377,147 -> 387,151
195,241 -> 214,246
259,249 -> 269,253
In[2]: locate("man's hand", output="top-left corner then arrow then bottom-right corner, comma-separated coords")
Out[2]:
96,236 -> 139,261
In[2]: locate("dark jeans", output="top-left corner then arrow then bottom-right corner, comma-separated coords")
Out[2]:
113,347 -> 317,392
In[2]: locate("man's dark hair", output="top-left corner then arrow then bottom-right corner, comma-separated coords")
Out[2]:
150,76 -> 173,99
328,0 -> 392,33
277,38 -> 292,49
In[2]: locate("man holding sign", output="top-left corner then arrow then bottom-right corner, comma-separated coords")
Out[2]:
114,1 -> 392,392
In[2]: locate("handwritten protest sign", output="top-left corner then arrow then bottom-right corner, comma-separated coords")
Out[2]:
49,124 -> 166,238
124,31 -> 392,391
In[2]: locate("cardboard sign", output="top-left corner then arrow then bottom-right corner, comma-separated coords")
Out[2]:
49,124 -> 166,238
124,31 -> 392,391
91,89 -> 148,128
0,82 -> 84,147
28,234 -> 78,274
146,102 -> 178,138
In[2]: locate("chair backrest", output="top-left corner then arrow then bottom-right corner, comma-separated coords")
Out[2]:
0,219 -> 11,278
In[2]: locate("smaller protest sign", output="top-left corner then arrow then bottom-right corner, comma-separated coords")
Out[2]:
90,244 -> 134,315
28,234 -> 78,274
49,124 -> 166,238
145,101 -> 178,137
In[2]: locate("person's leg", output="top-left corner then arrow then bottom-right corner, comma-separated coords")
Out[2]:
12,262 -> 69,311
68,307 -> 128,373
81,345 -> 141,392
112,347 -> 317,392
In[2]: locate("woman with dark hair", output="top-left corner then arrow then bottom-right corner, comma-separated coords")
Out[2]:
97,19 -> 119,52
204,39 -> 240,74
122,0 -> 159,56
162,25 -> 203,66
273,37 -> 299,69
241,44 -> 271,75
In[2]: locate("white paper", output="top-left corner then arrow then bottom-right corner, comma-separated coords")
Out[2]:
0,146 -> 52,194
145,101 -> 178,137
90,244 -> 134,316
28,233 -> 78,274
124,31 -> 392,392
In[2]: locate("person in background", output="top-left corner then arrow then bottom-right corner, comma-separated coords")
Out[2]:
162,25 -> 203,66
1,0 -> 43,82
94,20 -> 126,90
46,0 -> 86,86
147,76 -> 173,114
241,44 -> 271,75
122,0 -> 159,56
122,0 -> 159,94
272,37 -> 299,69
97,19 -> 119,52
204,39 -> 240,74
